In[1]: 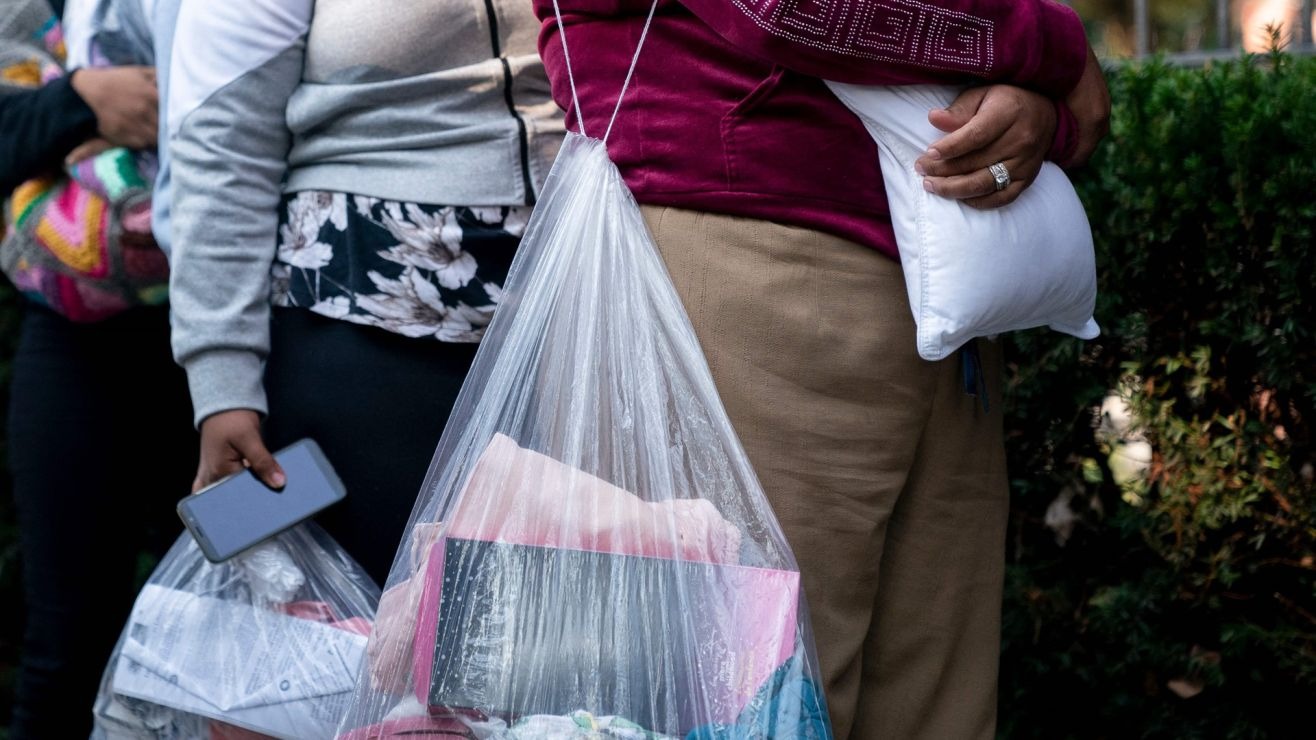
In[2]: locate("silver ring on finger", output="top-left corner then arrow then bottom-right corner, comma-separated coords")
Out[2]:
989,162 -> 1011,192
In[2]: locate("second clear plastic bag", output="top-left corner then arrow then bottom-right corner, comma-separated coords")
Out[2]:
337,61 -> 831,740
91,524 -> 380,740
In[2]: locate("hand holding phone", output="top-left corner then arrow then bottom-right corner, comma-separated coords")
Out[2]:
177,439 -> 346,562
194,409 -> 285,492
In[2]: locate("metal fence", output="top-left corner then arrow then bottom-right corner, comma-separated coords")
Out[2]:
1123,0 -> 1315,63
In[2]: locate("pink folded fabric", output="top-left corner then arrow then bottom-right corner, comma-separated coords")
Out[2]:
367,522 -> 448,693
446,434 -> 742,563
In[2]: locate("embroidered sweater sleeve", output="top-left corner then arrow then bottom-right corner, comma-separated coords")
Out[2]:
166,0 -> 311,426
676,0 -> 1090,96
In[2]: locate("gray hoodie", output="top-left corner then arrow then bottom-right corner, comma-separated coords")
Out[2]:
167,0 -> 564,425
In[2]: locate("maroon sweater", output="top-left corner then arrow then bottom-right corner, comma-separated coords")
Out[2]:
534,0 -> 1090,258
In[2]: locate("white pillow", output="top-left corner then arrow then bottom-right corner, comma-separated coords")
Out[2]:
826,83 -> 1100,361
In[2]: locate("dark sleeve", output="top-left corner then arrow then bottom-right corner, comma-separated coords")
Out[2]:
0,74 -> 99,195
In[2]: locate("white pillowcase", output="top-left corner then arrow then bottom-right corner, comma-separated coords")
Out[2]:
826,83 -> 1100,361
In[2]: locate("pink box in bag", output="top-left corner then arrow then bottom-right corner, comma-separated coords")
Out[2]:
408,435 -> 800,733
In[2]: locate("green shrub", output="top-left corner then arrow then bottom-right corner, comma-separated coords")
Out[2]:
999,51 -> 1316,739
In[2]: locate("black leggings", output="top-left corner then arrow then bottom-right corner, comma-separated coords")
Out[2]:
263,307 -> 479,585
5,305 -> 196,739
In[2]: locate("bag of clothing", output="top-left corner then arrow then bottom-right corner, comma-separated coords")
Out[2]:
826,82 -> 1100,361
335,3 -> 831,739
0,0 -> 167,322
91,524 -> 380,740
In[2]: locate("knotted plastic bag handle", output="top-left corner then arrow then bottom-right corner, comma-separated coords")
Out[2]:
550,0 -> 660,144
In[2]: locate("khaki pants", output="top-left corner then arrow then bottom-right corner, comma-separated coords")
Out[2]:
643,207 -> 1009,740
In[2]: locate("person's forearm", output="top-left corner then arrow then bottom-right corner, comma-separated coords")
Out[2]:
168,0 -> 310,427
1049,100 -> 1080,165
1059,46 -> 1112,168
170,66 -> 296,426
0,77 -> 97,194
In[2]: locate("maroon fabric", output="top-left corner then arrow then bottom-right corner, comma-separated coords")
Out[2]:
1048,98 -> 1081,166
535,0 -> 1090,257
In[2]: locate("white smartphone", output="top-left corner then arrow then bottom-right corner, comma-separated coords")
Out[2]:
176,439 -> 346,562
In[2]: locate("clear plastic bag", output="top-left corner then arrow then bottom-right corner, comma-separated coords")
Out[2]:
335,7 -> 832,736
91,524 -> 380,740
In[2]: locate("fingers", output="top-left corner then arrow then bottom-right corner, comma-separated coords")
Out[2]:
928,162 -> 1042,210
915,83 -> 1056,208
917,131 -> 1011,178
917,119 -> 1009,177
76,66 -> 159,150
65,137 -> 113,165
927,86 -> 988,133
231,425 -> 286,490
119,115 -> 158,150
121,74 -> 159,148
962,179 -> 1031,209
923,91 -> 1017,163
918,85 -> 1056,178
923,156 -> 1028,201
195,413 -> 246,491
918,121 -> 1021,178
194,410 -> 286,492
141,69 -> 159,104
193,454 -> 244,493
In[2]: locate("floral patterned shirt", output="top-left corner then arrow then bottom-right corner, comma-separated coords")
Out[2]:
272,191 -> 530,342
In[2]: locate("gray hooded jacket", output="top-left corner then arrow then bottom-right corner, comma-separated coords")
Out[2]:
166,0 -> 564,425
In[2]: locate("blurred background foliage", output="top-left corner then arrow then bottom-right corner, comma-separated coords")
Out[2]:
998,48 -> 1315,739
1077,0 -> 1315,56
1,21 -> 1314,740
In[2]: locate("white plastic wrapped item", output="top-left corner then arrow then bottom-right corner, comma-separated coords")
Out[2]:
91,524 -> 380,740
334,4 -> 831,739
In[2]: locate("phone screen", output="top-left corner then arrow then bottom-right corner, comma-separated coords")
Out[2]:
178,440 -> 346,561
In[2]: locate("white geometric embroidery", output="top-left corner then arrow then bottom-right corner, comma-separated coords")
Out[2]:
923,11 -> 991,67
779,0 -> 834,37
850,1 -> 918,57
730,0 -> 996,75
